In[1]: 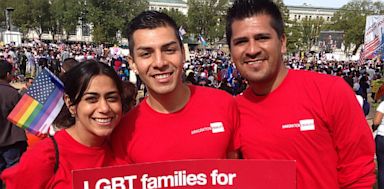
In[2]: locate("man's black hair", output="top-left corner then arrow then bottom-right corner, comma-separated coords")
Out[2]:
226,0 -> 285,48
127,10 -> 183,56
0,60 -> 12,80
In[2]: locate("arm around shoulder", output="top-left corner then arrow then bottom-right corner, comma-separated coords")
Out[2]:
1,139 -> 57,189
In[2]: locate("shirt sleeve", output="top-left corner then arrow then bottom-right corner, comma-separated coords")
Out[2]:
377,101 -> 384,113
226,96 -> 240,157
326,78 -> 375,188
1,139 -> 56,189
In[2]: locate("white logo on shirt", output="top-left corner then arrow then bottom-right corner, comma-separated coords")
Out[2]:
282,119 -> 315,131
191,122 -> 225,135
299,119 -> 315,131
210,122 -> 224,133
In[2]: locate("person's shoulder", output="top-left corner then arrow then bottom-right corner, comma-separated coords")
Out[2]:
0,81 -> 17,90
1,135 -> 57,187
191,85 -> 233,98
290,69 -> 342,84
291,69 -> 335,79
0,82 -> 19,96
189,85 -> 236,106
18,135 -> 56,162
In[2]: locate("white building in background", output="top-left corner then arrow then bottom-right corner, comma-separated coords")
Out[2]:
149,0 -> 188,15
24,24 -> 93,43
287,4 -> 338,22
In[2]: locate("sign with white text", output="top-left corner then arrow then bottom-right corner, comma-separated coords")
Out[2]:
363,15 -> 384,59
72,159 -> 296,189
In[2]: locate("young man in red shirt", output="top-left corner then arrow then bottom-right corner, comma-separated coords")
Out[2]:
112,11 -> 238,163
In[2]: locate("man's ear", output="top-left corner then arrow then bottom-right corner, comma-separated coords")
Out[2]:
64,94 -> 76,115
181,45 -> 186,63
128,55 -> 138,74
280,33 -> 287,54
6,72 -> 12,82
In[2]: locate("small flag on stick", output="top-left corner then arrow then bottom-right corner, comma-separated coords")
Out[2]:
199,34 -> 208,47
359,47 -> 365,65
179,26 -> 186,40
8,68 -> 64,135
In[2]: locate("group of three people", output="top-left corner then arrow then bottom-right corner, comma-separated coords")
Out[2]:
1,0 -> 376,188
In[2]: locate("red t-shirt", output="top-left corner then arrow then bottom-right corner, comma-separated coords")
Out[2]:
112,85 -> 239,163
235,70 -> 375,189
1,130 -> 126,189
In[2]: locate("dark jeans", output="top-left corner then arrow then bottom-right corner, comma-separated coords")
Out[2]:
377,135 -> 384,189
0,141 -> 28,189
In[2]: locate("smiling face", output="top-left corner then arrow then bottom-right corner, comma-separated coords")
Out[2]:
230,14 -> 287,91
67,74 -> 122,144
129,25 -> 185,96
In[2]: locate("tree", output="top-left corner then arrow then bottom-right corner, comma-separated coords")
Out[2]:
299,17 -> 324,50
0,0 -> 37,37
286,19 -> 305,54
274,0 -> 298,54
187,0 -> 228,44
86,0 -> 148,44
50,0 -> 82,41
327,0 -> 384,54
161,9 -> 188,30
274,0 -> 289,24
0,0 -> 13,29
0,0 -> 148,43
6,0 -> 55,40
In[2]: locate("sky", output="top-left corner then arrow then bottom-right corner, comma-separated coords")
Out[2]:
283,0 -> 357,8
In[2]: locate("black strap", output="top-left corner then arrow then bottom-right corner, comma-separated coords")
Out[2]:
49,135 -> 59,173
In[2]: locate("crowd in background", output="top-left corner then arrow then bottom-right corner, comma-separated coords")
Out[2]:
2,41 -> 384,103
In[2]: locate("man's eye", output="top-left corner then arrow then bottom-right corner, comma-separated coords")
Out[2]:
234,40 -> 247,45
139,52 -> 150,58
165,48 -> 176,54
257,36 -> 270,41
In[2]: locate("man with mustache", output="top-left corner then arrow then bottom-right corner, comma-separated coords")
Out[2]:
226,0 -> 375,188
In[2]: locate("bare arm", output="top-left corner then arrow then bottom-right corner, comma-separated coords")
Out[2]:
373,111 -> 383,131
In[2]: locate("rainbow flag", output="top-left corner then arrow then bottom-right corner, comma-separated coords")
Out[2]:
8,68 -> 64,135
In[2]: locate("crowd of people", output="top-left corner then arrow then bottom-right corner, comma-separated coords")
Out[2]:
1,34 -> 384,100
0,0 -> 383,188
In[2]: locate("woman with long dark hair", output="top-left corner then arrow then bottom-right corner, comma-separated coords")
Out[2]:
2,60 -> 127,188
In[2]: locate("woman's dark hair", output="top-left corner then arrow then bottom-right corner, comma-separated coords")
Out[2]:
121,81 -> 138,114
54,60 -> 124,128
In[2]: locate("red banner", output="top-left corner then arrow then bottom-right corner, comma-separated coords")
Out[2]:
73,159 -> 296,189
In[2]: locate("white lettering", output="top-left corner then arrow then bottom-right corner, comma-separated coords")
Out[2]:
191,127 -> 211,135
140,170 -> 208,188
90,176 -> 137,189
83,181 -> 89,189
210,169 -> 237,185
95,178 -> 111,189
